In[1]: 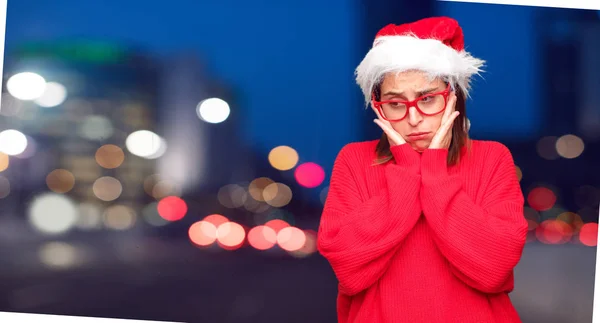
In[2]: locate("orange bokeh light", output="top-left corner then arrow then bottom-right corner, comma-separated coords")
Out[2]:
189,221 -> 217,247
216,222 -> 246,249
277,226 -> 306,252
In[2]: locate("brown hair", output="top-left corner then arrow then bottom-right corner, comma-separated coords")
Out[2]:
372,81 -> 471,166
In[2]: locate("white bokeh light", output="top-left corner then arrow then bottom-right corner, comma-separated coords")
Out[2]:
6,72 -> 47,100
0,129 -> 28,156
27,193 -> 78,235
197,98 -> 230,124
34,82 -> 68,108
125,130 -> 167,159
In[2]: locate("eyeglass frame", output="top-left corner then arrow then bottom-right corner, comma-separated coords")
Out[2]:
371,83 -> 453,122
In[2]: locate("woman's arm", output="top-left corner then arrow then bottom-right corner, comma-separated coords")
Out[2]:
419,143 -> 528,294
317,143 -> 423,296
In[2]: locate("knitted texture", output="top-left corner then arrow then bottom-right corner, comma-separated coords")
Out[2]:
318,139 -> 527,323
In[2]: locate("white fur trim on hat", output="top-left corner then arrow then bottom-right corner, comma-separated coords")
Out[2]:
355,34 -> 485,105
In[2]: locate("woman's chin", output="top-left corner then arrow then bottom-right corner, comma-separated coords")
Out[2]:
410,142 -> 429,153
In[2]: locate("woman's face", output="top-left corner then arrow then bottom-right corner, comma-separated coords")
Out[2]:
377,71 -> 448,152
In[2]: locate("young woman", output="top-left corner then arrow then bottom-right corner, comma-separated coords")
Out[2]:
317,17 -> 528,322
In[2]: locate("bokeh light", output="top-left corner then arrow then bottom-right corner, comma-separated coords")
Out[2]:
265,219 -> 290,234
93,176 -> 123,201
125,130 -> 167,159
0,153 -> 9,172
247,226 -> 277,250
157,196 -> 187,221
0,129 -> 28,156
216,222 -> 246,249
151,180 -> 181,200
203,214 -> 229,227
103,205 -> 137,230
277,226 -> 306,252
248,177 -> 275,202
555,134 -> 584,159
95,144 -> 125,169
6,72 -> 46,100
527,187 -> 557,211
579,223 -> 598,247
268,146 -> 299,171
46,169 -> 75,193
78,115 -> 114,141
536,136 -> 559,160
142,202 -> 169,227
38,242 -> 80,270
34,82 -> 68,107
217,184 -> 248,208
515,165 -> 522,182
263,182 -> 293,207
294,162 -> 325,188
75,203 -> 103,230
289,229 -> 318,258
197,98 -> 230,124
536,219 -> 573,245
27,193 -> 78,235
189,221 -> 218,247
14,135 -> 37,159
557,211 -> 584,234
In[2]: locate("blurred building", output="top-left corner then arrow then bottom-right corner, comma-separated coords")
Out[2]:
0,40 -> 160,230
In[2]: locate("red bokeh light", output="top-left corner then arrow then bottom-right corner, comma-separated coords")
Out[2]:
536,219 -> 573,244
265,219 -> 290,234
294,162 -> 325,188
203,213 -> 229,227
527,187 -> 556,211
157,196 -> 187,221
579,223 -> 598,247
247,226 -> 277,250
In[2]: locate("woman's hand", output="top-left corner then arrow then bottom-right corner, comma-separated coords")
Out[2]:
373,107 -> 406,146
428,92 -> 459,150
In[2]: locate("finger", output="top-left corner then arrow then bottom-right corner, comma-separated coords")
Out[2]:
441,92 -> 457,124
440,111 -> 460,135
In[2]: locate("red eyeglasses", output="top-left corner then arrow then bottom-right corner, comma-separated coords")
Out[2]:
371,84 -> 452,122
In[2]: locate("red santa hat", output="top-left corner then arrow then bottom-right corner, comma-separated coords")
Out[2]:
355,16 -> 485,105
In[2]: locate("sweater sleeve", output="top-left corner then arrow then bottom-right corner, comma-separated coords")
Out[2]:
419,143 -> 528,294
317,143 -> 423,296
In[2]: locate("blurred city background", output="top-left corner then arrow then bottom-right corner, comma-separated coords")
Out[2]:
0,1 -> 599,323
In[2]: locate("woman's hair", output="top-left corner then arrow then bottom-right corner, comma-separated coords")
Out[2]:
372,77 -> 470,166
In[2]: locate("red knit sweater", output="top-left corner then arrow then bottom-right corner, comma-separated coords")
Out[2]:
317,139 -> 528,323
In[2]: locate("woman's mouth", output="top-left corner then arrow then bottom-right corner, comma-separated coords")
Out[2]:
407,132 -> 430,140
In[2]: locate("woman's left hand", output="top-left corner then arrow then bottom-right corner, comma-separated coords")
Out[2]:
429,91 -> 459,150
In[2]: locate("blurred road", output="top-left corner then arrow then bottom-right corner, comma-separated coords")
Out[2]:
0,234 -> 595,323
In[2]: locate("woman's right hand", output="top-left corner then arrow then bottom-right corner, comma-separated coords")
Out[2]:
372,107 -> 406,146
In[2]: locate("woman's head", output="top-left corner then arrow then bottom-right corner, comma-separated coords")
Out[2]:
354,17 -> 483,164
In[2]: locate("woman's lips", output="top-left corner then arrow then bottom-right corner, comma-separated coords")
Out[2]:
407,132 -> 430,140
